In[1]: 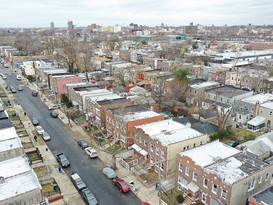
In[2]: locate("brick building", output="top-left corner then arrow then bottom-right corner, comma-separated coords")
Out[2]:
106,105 -> 164,147
133,119 -> 209,179
176,141 -> 273,205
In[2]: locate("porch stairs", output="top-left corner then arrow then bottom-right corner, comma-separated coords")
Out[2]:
182,194 -> 195,205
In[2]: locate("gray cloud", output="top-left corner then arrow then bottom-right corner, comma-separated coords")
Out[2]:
0,0 -> 272,27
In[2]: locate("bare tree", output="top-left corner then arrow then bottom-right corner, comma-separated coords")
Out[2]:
217,104 -> 234,131
170,69 -> 190,102
55,38 -> 79,73
41,35 -> 56,56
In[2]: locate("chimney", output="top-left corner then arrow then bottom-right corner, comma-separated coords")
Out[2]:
254,101 -> 260,117
186,122 -> 191,128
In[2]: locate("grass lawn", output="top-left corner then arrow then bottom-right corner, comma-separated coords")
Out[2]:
22,142 -> 35,149
105,144 -> 123,154
27,151 -> 41,161
33,165 -> 48,177
230,128 -> 261,143
7,110 -> 16,116
42,183 -> 60,197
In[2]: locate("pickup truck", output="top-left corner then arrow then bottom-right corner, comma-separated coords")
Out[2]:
71,172 -> 87,191
56,153 -> 70,168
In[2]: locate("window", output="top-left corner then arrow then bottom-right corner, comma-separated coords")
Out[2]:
212,184 -> 218,193
178,163 -> 183,172
178,176 -> 188,188
192,172 -> 197,181
150,144 -> 154,152
201,192 -> 207,203
221,189 -> 227,200
193,143 -> 196,148
248,179 -> 256,191
270,111 -> 273,116
156,147 -> 159,155
265,173 -> 269,181
144,140 -> 147,147
160,163 -> 164,171
259,176 -> 262,184
200,141 -> 203,145
139,137 -> 142,143
203,178 -> 208,188
161,150 -> 165,159
185,167 -> 190,176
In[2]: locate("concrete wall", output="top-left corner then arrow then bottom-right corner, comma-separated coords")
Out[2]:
0,147 -> 24,162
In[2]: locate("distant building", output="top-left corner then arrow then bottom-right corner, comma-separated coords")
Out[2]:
67,20 -> 74,33
50,22 -> 54,30
183,22 -> 198,35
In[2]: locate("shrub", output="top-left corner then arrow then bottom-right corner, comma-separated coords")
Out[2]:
176,194 -> 184,203
210,130 -> 233,141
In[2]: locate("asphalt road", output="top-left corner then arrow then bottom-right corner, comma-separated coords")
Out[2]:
1,65 -> 141,205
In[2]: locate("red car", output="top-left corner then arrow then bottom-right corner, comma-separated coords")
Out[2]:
112,177 -> 131,193
141,203 -> 150,205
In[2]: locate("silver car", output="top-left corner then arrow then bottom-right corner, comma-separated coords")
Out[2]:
102,167 -> 117,179
42,132 -> 51,141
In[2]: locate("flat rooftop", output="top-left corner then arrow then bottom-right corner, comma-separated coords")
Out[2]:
123,111 -> 162,122
242,93 -> 273,105
180,141 -> 240,167
88,94 -> 122,102
97,98 -> 129,106
190,81 -> 219,89
260,102 -> 273,110
206,86 -> 252,97
152,127 -> 203,146
0,127 -> 19,141
205,152 -> 268,185
135,119 -> 185,136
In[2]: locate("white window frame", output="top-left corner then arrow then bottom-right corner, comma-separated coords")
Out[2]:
161,150 -> 164,159
203,178 -> 208,188
185,167 -> 189,176
192,172 -> 197,181
248,179 -> 256,191
221,189 -> 227,200
178,163 -> 183,172
212,183 -> 218,194
201,192 -> 207,203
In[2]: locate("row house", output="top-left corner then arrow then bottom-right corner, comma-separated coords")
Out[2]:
49,74 -> 82,97
106,105 -> 164,147
249,185 -> 273,205
176,141 -> 273,205
133,120 -> 209,179
208,68 -> 228,85
187,81 -> 219,105
225,67 -> 268,92
64,82 -> 98,99
204,85 -> 253,106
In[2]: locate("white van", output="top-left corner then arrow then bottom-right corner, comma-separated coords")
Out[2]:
48,104 -> 61,110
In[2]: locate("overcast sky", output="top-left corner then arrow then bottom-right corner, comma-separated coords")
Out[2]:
1,0 -> 272,28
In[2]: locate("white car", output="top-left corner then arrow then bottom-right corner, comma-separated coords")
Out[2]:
36,126 -> 44,135
42,132 -> 51,141
85,147 -> 98,158
16,75 -> 22,81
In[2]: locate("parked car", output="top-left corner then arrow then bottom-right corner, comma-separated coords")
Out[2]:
1,74 -> 7,79
9,86 -> 17,93
36,126 -> 44,135
141,203 -> 150,205
77,140 -> 88,149
16,75 -> 22,81
85,147 -> 98,159
4,64 -> 8,68
71,172 -> 87,191
48,104 -> 61,110
112,177 -> 131,193
32,91 -> 38,97
227,140 -> 239,148
56,153 -> 70,168
31,117 -> 39,126
18,85 -> 23,91
102,167 -> 117,179
50,110 -> 59,118
80,188 -> 98,205
42,132 -> 51,141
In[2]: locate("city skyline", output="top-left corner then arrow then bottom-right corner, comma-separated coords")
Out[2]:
0,0 -> 273,28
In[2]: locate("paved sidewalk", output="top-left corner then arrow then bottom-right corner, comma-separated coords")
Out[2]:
25,81 -> 161,205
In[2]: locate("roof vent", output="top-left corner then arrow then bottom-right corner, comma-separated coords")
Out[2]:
0,176 -> 4,183
213,156 -> 221,162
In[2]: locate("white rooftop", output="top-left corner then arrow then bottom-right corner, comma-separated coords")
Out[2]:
42,69 -> 67,74
79,89 -> 110,96
88,93 -> 122,102
123,111 -> 162,122
247,116 -> 267,126
0,156 -> 30,178
0,170 -> 41,201
242,93 -> 273,105
190,81 -> 219,89
0,137 -> 22,153
153,127 -> 203,146
135,119 -> 184,136
52,74 -> 77,78
205,156 -> 247,185
0,127 -> 19,141
260,102 -> 273,110
180,140 -> 240,167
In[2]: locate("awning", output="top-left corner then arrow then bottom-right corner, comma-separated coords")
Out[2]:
187,182 -> 199,193
131,144 -> 142,152
139,149 -> 148,156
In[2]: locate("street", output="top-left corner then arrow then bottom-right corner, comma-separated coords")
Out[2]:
1,66 -> 141,205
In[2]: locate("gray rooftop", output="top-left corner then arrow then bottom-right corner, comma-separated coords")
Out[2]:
0,119 -> 13,129
109,105 -> 148,115
206,85 -> 251,97
252,186 -> 273,204
97,98 -> 129,106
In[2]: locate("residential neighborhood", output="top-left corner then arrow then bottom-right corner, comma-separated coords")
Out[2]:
1,13 -> 273,205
